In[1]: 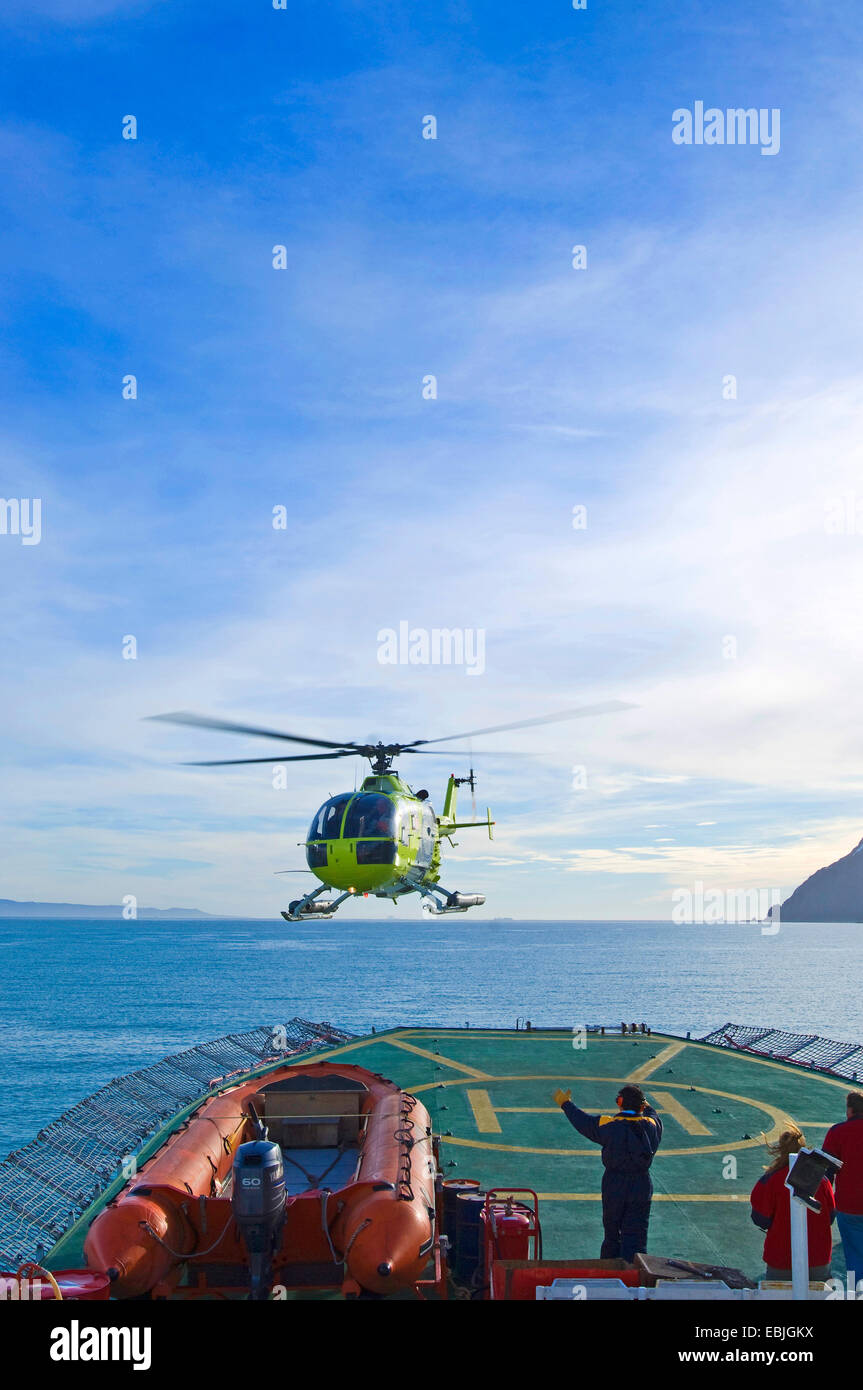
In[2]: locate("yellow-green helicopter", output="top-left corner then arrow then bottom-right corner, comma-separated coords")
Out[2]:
150,703 -> 630,920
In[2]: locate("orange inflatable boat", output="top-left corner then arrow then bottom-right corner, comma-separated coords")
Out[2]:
84,1061 -> 438,1298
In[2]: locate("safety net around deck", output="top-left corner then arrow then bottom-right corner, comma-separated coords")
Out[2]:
0,1018 -> 354,1271
702,1022 -> 863,1082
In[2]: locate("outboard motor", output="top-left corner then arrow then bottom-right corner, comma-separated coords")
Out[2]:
232,1104 -> 286,1300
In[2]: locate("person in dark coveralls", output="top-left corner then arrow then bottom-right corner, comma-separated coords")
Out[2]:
553,1082 -> 663,1260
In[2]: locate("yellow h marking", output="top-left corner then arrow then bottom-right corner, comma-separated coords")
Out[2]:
384,1038 -> 491,1078
626,1040 -> 687,1083
650,1090 -> 712,1136
467,1089 -> 502,1133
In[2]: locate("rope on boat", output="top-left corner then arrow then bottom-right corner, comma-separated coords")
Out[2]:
342,1217 -> 372,1256
319,1189 -> 339,1265
281,1146 -> 351,1191
140,1216 -> 231,1262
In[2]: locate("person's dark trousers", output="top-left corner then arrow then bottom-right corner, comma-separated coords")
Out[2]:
600,1171 -> 653,1261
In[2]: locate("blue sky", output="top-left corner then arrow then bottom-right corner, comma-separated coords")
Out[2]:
2,0 -> 863,918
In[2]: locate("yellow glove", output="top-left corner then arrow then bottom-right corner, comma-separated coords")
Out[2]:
553,1087 -> 572,1107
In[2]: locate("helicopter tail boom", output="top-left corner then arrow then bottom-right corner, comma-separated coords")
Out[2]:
447,810 -> 494,838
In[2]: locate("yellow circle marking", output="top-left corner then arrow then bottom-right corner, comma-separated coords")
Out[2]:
412,1075 -> 796,1156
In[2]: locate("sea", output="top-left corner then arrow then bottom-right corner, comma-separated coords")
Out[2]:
1,916 -> 862,1159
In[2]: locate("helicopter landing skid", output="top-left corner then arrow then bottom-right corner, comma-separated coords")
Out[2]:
281,885 -> 353,922
420,887 -> 486,915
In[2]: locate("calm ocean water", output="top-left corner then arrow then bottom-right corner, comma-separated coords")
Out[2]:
1,916 -> 861,1158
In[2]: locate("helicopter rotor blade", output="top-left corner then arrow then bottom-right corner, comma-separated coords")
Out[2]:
185,745 -> 523,763
147,711 -> 359,752
406,700 -> 637,747
181,751 -> 355,766
398,747 -> 524,756
148,701 -> 635,769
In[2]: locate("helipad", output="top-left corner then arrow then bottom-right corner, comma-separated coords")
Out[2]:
291,1026 -> 853,1277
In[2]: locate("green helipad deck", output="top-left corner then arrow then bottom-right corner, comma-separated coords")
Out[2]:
29,1023 -> 855,1284
306,1026 -> 852,1279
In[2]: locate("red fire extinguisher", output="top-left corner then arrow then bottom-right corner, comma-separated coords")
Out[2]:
491,1200 -> 533,1260
481,1189 -> 541,1295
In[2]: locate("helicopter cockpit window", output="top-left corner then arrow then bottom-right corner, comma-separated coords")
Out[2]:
306,842 -> 328,869
355,840 -> 396,865
308,793 -> 352,841
342,793 -> 395,840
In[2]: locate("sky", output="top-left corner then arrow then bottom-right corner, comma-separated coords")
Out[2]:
1,0 -> 863,920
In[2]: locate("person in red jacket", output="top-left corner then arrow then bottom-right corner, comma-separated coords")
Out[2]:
750,1125 -> 835,1281
823,1091 -> 863,1284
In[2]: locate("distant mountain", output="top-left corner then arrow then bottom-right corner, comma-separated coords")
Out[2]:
0,899 -> 222,920
769,837 -> 863,922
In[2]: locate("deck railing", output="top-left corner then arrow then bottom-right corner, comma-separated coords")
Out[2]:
0,1018 -> 353,1271
701,1021 -> 863,1082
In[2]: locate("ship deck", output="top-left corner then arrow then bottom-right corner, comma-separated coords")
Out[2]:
309,1026 -> 852,1279
45,1025 -> 854,1282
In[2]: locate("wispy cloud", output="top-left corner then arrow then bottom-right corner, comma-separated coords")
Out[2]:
2,3 -> 862,916
1,0 -> 165,24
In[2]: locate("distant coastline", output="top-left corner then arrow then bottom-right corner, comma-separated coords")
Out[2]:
0,899 -> 225,921
1,902 -> 859,925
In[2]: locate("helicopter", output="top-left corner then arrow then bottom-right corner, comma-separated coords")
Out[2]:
149,702 -> 632,921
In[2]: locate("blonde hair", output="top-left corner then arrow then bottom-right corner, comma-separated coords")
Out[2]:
765,1124 -> 805,1174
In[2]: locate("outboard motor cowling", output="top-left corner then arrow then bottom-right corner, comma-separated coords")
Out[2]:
231,1139 -> 286,1299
